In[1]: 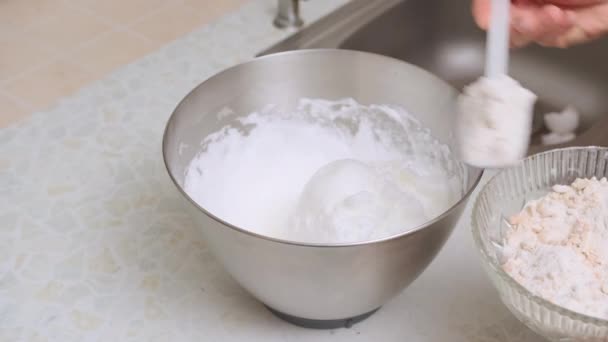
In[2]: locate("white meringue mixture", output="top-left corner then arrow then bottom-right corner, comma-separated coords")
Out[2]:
184,98 -> 464,244
457,75 -> 537,168
542,106 -> 580,146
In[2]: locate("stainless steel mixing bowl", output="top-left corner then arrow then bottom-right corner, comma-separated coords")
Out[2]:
162,49 -> 482,328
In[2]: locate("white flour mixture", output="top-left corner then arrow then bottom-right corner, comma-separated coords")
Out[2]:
184,98 -> 463,244
503,177 -> 608,319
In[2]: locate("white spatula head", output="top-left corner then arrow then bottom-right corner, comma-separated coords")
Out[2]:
455,1 -> 538,168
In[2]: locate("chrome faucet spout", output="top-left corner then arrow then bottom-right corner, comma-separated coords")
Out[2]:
274,0 -> 304,28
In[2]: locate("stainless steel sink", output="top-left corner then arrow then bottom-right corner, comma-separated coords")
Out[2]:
260,0 -> 608,154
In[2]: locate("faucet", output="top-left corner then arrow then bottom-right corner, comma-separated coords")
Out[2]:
274,0 -> 304,28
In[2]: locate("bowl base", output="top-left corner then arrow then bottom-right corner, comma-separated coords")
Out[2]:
266,306 -> 380,329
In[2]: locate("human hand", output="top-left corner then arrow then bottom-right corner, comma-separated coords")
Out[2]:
472,0 -> 608,48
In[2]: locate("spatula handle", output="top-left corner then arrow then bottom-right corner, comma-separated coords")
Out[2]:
485,0 -> 511,77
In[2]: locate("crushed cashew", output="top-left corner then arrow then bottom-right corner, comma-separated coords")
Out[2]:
503,177 -> 608,319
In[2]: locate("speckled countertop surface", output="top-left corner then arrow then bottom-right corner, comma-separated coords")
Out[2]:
0,1 -> 542,341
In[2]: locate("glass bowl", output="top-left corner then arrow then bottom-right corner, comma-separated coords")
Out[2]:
471,147 -> 608,341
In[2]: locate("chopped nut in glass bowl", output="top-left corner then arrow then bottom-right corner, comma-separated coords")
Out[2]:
472,147 -> 608,341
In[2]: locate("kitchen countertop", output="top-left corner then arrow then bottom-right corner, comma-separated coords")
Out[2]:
0,0 -> 251,126
0,0 -> 541,340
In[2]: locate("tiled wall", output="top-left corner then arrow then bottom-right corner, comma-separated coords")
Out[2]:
0,0 -> 247,127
